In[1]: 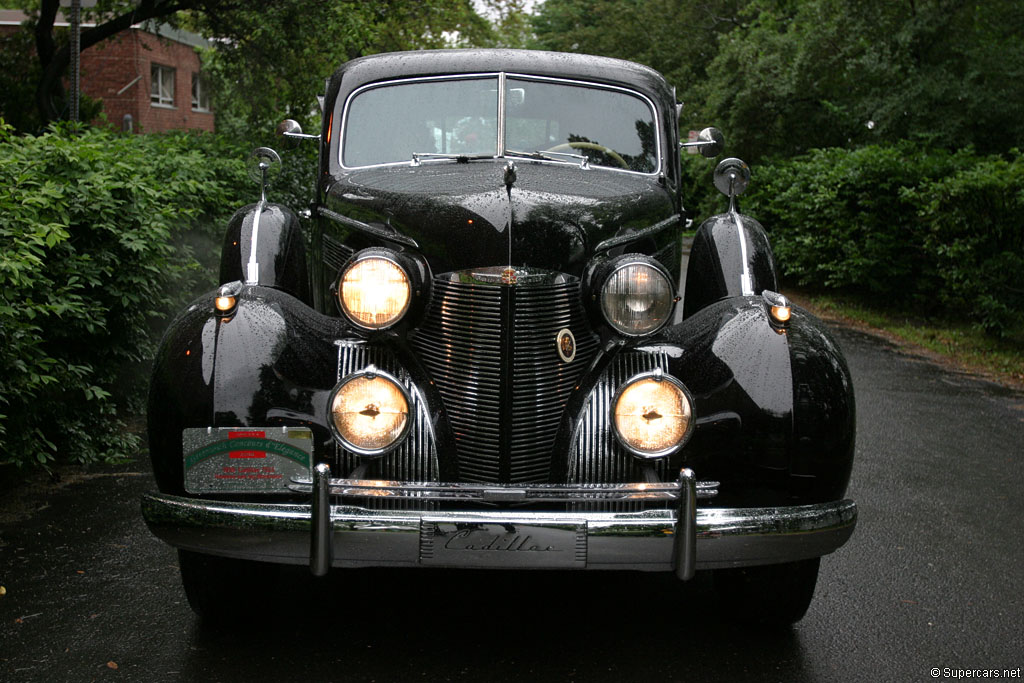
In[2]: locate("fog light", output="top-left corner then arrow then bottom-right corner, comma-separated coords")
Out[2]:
612,370 -> 693,458
329,366 -> 411,456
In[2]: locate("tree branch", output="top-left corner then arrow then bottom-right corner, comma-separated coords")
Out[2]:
34,0 -> 193,123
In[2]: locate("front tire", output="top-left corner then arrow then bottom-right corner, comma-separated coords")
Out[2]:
178,550 -> 281,622
713,557 -> 821,626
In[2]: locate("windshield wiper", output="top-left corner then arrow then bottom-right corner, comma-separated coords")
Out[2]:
411,152 -> 494,165
504,149 -> 590,169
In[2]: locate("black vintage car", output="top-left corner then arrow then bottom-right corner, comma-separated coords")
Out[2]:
142,49 -> 856,624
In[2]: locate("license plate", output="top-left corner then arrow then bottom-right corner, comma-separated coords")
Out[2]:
183,427 -> 313,493
420,520 -> 586,568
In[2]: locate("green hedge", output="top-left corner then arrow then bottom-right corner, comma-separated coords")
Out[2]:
745,144 -> 1024,336
0,123 -> 251,469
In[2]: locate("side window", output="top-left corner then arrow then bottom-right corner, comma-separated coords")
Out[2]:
191,73 -> 210,112
151,64 -> 175,107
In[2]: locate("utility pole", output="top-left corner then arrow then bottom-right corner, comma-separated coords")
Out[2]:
69,0 -> 81,122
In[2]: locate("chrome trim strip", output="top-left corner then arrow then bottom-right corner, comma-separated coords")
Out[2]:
497,71 -> 507,155
731,207 -> 754,296
318,206 -> 419,249
287,476 -> 719,502
142,493 -> 856,573
336,71 -> 662,177
246,200 -> 265,285
594,214 -> 682,253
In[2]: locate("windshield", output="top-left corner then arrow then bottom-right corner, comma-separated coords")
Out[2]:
342,74 -> 658,173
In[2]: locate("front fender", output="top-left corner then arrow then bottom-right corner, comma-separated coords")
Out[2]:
220,203 -> 311,304
664,296 -> 853,504
147,285 -> 345,495
683,212 -> 777,319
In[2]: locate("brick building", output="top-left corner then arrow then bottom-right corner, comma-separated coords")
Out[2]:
0,10 -> 214,133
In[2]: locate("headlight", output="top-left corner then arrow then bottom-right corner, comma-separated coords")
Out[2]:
612,371 -> 693,458
329,366 -> 411,456
600,260 -> 673,336
339,253 -> 411,329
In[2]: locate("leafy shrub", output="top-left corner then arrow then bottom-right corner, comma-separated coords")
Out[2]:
913,151 -> 1024,336
0,122 -> 250,469
745,144 -> 1022,334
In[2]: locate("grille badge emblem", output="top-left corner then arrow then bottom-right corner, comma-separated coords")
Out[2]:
556,328 -> 576,363
501,267 -> 518,285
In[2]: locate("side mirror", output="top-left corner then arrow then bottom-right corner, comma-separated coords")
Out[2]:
713,157 -> 751,213
276,118 -> 319,141
713,157 -> 750,198
680,127 -> 724,158
247,146 -> 282,202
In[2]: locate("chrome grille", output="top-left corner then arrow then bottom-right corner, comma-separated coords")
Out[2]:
322,233 -> 354,273
568,350 -> 671,484
333,341 -> 438,485
411,273 -> 598,483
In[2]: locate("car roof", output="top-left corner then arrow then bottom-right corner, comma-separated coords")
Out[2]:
327,49 -> 675,108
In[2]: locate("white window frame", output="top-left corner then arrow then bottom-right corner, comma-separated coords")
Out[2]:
191,72 -> 210,112
151,63 -> 175,108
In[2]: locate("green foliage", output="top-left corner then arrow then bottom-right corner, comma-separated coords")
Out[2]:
911,152 -> 1024,336
746,145 -> 1024,335
699,0 -> 1024,161
0,22 -> 45,134
533,0 -> 1024,163
477,0 -> 534,48
190,0 -> 493,139
531,0 -> 744,127
0,122 -> 250,469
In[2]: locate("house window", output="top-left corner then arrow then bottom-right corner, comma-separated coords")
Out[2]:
191,73 -> 211,112
150,64 -> 175,107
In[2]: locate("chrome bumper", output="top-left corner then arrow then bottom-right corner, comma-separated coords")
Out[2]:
142,467 -> 856,579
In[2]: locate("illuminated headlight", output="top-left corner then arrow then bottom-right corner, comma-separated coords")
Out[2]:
339,253 -> 411,330
329,366 -> 411,456
612,371 -> 694,459
600,260 -> 673,336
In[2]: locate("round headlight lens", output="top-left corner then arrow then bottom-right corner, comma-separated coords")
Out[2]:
330,369 -> 411,456
600,262 -> 673,336
339,256 -> 411,329
612,373 -> 693,458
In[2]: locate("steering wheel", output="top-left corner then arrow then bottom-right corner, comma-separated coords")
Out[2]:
545,141 -> 630,169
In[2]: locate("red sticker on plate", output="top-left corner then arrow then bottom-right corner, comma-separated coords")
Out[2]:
229,430 -> 266,458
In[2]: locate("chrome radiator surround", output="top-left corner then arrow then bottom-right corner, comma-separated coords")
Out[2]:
142,467 -> 857,578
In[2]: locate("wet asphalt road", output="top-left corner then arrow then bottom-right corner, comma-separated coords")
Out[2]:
1,322 -> 1023,683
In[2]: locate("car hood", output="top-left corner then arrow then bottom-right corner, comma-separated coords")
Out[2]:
323,160 -> 676,276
